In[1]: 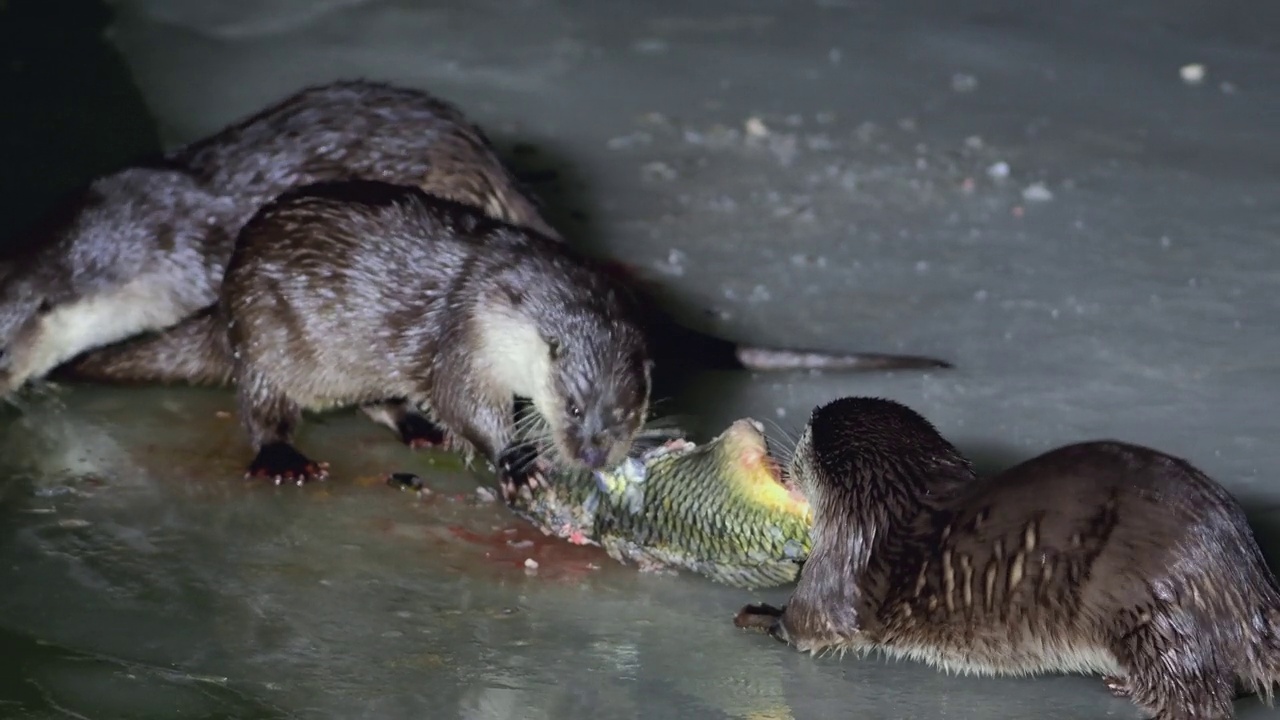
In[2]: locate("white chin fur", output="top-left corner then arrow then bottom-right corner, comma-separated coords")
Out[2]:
11,276 -> 188,389
474,302 -> 561,435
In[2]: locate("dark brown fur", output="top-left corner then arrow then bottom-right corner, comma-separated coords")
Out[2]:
221,180 -> 652,486
737,396 -> 1280,720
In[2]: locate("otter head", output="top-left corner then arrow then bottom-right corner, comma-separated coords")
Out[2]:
0,166 -> 220,395
0,262 -> 74,396
539,321 -> 653,472
790,396 -> 976,523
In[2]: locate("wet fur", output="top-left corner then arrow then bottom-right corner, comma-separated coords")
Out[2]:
222,180 -> 651,480
754,396 -> 1280,720
26,80 -> 950,404
5,79 -> 549,439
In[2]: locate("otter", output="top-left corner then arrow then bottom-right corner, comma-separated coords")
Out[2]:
1,79 -> 556,447
735,396 -> 1280,720
220,179 -> 652,489
3,80 -> 950,429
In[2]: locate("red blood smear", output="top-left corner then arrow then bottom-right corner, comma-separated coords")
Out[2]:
445,523 -> 607,582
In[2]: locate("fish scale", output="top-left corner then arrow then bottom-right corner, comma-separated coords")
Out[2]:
508,418 -> 813,589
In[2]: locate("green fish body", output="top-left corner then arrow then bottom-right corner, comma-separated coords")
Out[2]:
509,418 -> 813,589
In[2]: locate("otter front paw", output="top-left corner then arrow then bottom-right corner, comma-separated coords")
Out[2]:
397,412 -> 447,450
246,442 -> 330,485
733,603 -> 788,643
497,444 -> 551,505
1102,675 -> 1131,698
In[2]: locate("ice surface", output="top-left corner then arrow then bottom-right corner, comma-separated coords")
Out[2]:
2,0 -> 1279,717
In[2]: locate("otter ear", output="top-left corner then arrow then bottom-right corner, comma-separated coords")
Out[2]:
543,334 -> 564,360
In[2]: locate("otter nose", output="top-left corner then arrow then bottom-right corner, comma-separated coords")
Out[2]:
579,445 -> 608,469
579,433 -> 614,469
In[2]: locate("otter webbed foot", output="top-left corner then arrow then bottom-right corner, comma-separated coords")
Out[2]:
397,412 -> 447,450
733,603 -> 789,643
246,442 -> 330,485
497,443 -> 551,505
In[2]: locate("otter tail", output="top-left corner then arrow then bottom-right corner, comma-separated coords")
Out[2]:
597,259 -> 955,374
733,346 -> 952,372
54,307 -> 233,387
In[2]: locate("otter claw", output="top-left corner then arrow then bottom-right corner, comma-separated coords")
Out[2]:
246,442 -> 330,485
498,444 -> 550,505
1102,675 -> 1131,697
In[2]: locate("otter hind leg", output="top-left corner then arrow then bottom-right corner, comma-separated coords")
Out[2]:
1109,619 -> 1233,720
236,367 -> 328,485
359,400 -> 447,449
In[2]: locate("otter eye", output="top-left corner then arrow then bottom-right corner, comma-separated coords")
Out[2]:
567,401 -> 582,419
36,299 -> 53,315
544,335 -> 564,360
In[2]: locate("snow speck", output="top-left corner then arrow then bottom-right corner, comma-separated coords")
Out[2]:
1022,182 -> 1054,202
640,161 -> 678,182
951,73 -> 979,93
652,248 -> 688,276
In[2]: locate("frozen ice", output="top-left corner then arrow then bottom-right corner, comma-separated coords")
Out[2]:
3,0 -> 1280,717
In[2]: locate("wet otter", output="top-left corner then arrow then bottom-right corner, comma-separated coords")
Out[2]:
1,79 -> 556,446
736,396 -> 1280,720
221,179 -> 651,487
5,80 -> 949,419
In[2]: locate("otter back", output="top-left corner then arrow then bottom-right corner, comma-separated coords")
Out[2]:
742,396 -> 1280,720
6,79 -> 558,397
221,180 -> 651,486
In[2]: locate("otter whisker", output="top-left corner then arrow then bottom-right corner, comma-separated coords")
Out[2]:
759,419 -> 801,468
761,416 -> 801,445
512,409 -> 550,438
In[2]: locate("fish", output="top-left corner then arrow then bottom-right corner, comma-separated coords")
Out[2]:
506,418 -> 814,589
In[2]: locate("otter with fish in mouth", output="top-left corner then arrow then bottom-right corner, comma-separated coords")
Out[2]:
737,396 -> 1280,720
